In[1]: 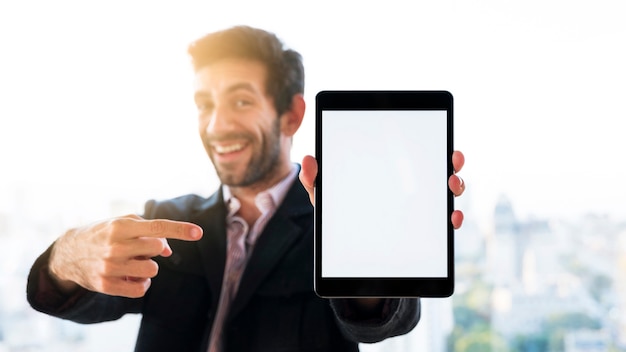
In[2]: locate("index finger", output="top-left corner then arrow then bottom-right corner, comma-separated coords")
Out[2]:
131,219 -> 203,241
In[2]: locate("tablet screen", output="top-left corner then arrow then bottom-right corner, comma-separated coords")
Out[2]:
314,91 -> 454,297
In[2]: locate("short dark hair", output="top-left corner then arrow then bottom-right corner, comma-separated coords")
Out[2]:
188,26 -> 304,116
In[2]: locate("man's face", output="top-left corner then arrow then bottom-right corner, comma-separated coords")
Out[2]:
194,58 -> 284,188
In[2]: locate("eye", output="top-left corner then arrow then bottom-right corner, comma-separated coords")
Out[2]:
234,99 -> 252,108
196,101 -> 214,113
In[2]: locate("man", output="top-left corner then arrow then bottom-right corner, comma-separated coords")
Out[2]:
27,26 -> 466,351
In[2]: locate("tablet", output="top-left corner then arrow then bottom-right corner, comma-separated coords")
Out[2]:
314,90 -> 454,298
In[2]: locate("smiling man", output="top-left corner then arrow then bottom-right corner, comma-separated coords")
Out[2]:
194,58 -> 298,197
27,26 -> 466,351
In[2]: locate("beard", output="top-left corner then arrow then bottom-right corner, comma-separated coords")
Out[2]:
206,117 -> 282,188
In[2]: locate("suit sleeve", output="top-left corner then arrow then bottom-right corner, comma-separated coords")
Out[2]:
329,298 -> 420,343
26,243 -> 143,324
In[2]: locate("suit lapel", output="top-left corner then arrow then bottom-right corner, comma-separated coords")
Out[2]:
190,191 -> 228,300
227,180 -> 313,320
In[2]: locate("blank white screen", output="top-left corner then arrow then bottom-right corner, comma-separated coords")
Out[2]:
321,110 -> 448,278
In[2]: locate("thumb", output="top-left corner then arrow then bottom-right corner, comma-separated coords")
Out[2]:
159,238 -> 173,257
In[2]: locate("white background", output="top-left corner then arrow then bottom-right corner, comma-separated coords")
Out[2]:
1,0 -> 625,228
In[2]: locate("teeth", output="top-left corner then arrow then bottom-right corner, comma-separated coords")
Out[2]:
215,143 -> 244,154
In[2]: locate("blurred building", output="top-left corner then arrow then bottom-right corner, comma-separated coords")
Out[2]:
615,229 -> 626,347
487,195 -> 614,346
564,329 -> 609,352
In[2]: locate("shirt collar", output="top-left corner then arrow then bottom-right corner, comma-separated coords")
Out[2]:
222,163 -> 299,216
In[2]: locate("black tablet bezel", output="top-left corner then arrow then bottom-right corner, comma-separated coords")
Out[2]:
314,90 -> 454,298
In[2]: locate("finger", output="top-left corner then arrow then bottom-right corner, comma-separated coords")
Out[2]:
451,210 -> 464,230
113,237 -> 171,260
448,174 -> 465,197
452,150 -> 465,173
299,155 -> 318,205
101,276 -> 152,298
106,258 -> 160,279
114,218 -> 203,241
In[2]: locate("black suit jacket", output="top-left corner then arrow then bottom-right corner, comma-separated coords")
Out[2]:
27,178 -> 419,351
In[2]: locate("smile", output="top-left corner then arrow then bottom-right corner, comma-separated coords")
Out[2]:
214,143 -> 245,154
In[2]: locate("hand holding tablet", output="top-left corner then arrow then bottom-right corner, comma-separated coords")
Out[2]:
314,91 -> 455,298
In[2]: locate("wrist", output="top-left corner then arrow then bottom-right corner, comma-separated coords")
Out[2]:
350,298 -> 385,317
48,241 -> 80,294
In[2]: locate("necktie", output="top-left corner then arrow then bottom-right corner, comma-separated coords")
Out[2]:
225,217 -> 248,295
208,216 -> 248,352
208,192 -> 277,352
